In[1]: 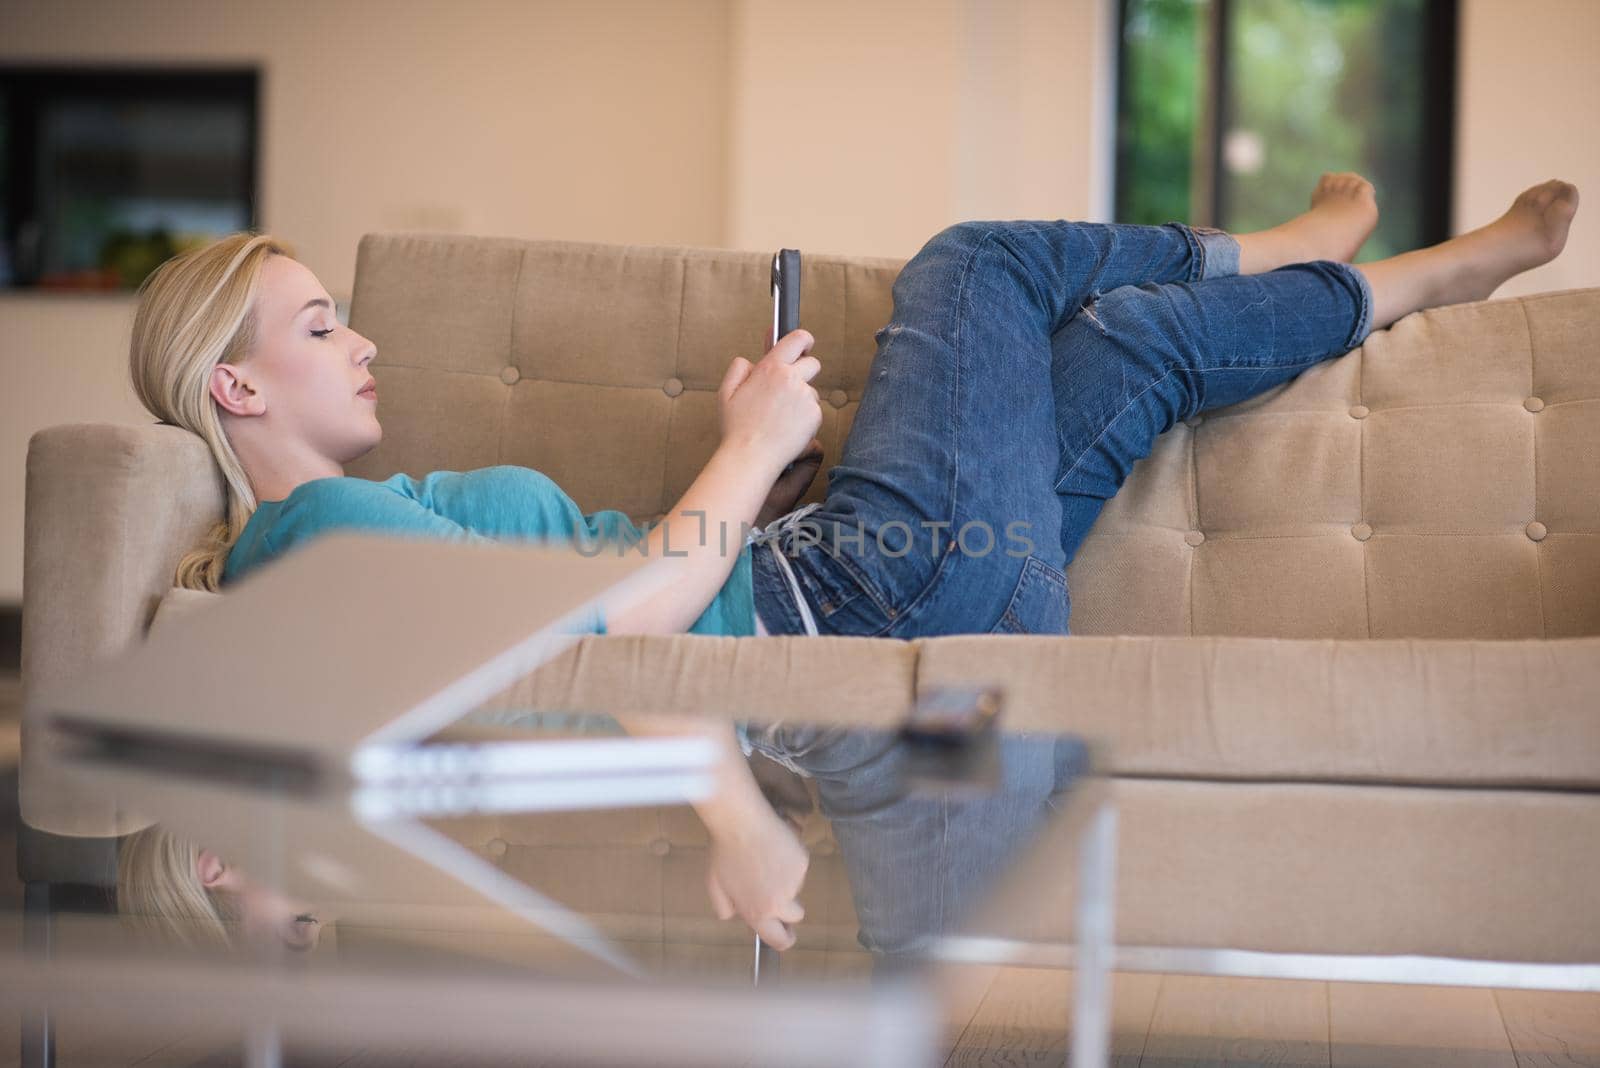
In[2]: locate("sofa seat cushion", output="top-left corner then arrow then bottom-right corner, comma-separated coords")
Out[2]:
1115,778 -> 1600,962
916,634 -> 1600,789
472,633 -> 917,731
151,589 -> 1598,789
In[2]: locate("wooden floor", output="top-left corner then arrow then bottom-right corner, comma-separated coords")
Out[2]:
1,966 -> 1593,1066
944,967 -> 1600,1066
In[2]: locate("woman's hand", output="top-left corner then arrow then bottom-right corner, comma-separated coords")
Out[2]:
755,437 -> 825,528
718,329 -> 823,481
704,802 -> 810,950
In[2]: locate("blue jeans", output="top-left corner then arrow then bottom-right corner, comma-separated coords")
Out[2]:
742,219 -> 1374,959
750,218 -> 1374,640
752,722 -> 1092,960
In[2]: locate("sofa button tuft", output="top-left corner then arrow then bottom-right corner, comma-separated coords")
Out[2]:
1526,521 -> 1548,542
649,838 -> 671,857
1349,404 -> 1370,419
1184,530 -> 1205,547
1524,396 -> 1545,413
1351,522 -> 1373,542
486,837 -> 509,858
499,366 -> 521,386
828,389 -> 848,409
663,377 -> 684,398
1183,415 -> 1203,429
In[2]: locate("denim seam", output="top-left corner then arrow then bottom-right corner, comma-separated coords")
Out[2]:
990,554 -> 1068,635
805,546 -> 904,639
792,529 -> 897,625
1165,221 -> 1206,282
780,321 -> 915,633
755,543 -> 823,637
1187,223 -> 1208,281
1055,359 -> 1329,492
989,230 -> 1063,358
868,224 -> 1001,636
897,225 -> 1065,636
1342,263 -> 1376,350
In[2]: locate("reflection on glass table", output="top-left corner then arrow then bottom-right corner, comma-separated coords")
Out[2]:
22,701 -> 1115,1068
21,537 -> 1116,1065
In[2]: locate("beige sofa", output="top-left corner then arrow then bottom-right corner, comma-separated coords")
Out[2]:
22,232 -> 1600,967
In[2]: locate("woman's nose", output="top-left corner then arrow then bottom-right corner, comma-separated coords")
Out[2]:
353,331 -> 377,365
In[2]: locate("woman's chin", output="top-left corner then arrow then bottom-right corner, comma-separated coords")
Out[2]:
340,424 -> 383,464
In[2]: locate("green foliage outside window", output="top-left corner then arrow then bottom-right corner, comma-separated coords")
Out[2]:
1120,0 -> 1442,262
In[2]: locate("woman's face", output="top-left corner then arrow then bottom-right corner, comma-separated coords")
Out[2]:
217,254 -> 382,466
198,848 -> 323,953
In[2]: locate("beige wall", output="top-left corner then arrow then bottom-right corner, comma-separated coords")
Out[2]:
1,0 -> 738,604
1454,0 -> 1600,298
2,0 -> 1597,603
725,0 -> 1116,259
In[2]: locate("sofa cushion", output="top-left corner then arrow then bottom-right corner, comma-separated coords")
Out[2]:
139,590 -> 1600,790
345,234 -> 1600,642
1067,289 -> 1600,640
345,234 -> 902,524
472,633 -> 917,731
1114,778 -> 1600,962
917,634 -> 1600,789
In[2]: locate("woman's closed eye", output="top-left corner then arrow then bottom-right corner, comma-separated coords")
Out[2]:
311,328 -> 335,339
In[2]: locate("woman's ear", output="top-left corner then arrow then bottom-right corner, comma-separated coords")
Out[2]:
196,848 -> 229,889
210,363 -> 265,417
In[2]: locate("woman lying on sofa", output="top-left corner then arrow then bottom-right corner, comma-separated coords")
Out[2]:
126,175 -> 1578,956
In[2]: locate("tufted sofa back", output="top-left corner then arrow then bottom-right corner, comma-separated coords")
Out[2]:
347,233 -> 1600,640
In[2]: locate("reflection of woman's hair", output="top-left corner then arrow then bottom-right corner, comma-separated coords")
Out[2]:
128,232 -> 295,591
116,824 -> 238,949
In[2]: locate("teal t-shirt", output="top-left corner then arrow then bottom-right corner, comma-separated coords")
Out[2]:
222,466 -> 758,637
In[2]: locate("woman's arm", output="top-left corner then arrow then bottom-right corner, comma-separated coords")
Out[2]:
607,328 -> 823,948
610,711 -> 811,949
605,329 -> 822,636
603,442 -> 774,634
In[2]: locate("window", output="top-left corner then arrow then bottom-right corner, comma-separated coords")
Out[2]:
0,66 -> 260,290
1116,0 -> 1457,260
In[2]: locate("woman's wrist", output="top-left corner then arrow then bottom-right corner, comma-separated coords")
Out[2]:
693,726 -> 778,840
714,434 -> 787,486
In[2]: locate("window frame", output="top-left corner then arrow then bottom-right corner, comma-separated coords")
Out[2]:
1113,0 -> 1459,246
0,64 -> 261,289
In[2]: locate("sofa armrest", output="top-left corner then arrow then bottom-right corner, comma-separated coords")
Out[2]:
21,423 -> 223,836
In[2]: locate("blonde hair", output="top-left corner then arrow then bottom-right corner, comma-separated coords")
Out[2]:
116,824 -> 240,950
129,232 -> 296,591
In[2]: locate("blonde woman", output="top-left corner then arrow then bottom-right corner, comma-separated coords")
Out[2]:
116,824 -> 322,953
128,176 -> 1578,958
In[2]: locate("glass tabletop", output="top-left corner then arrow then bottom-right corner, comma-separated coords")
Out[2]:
17,698 -> 1116,1067
15,536 -> 1117,1065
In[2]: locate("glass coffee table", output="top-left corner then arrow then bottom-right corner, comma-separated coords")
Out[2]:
13,537 -> 1117,1066
13,699 -> 1115,1067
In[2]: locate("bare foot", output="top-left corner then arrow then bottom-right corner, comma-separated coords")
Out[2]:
1446,179 -> 1580,302
1236,172 -> 1380,273
1355,179 -> 1580,333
